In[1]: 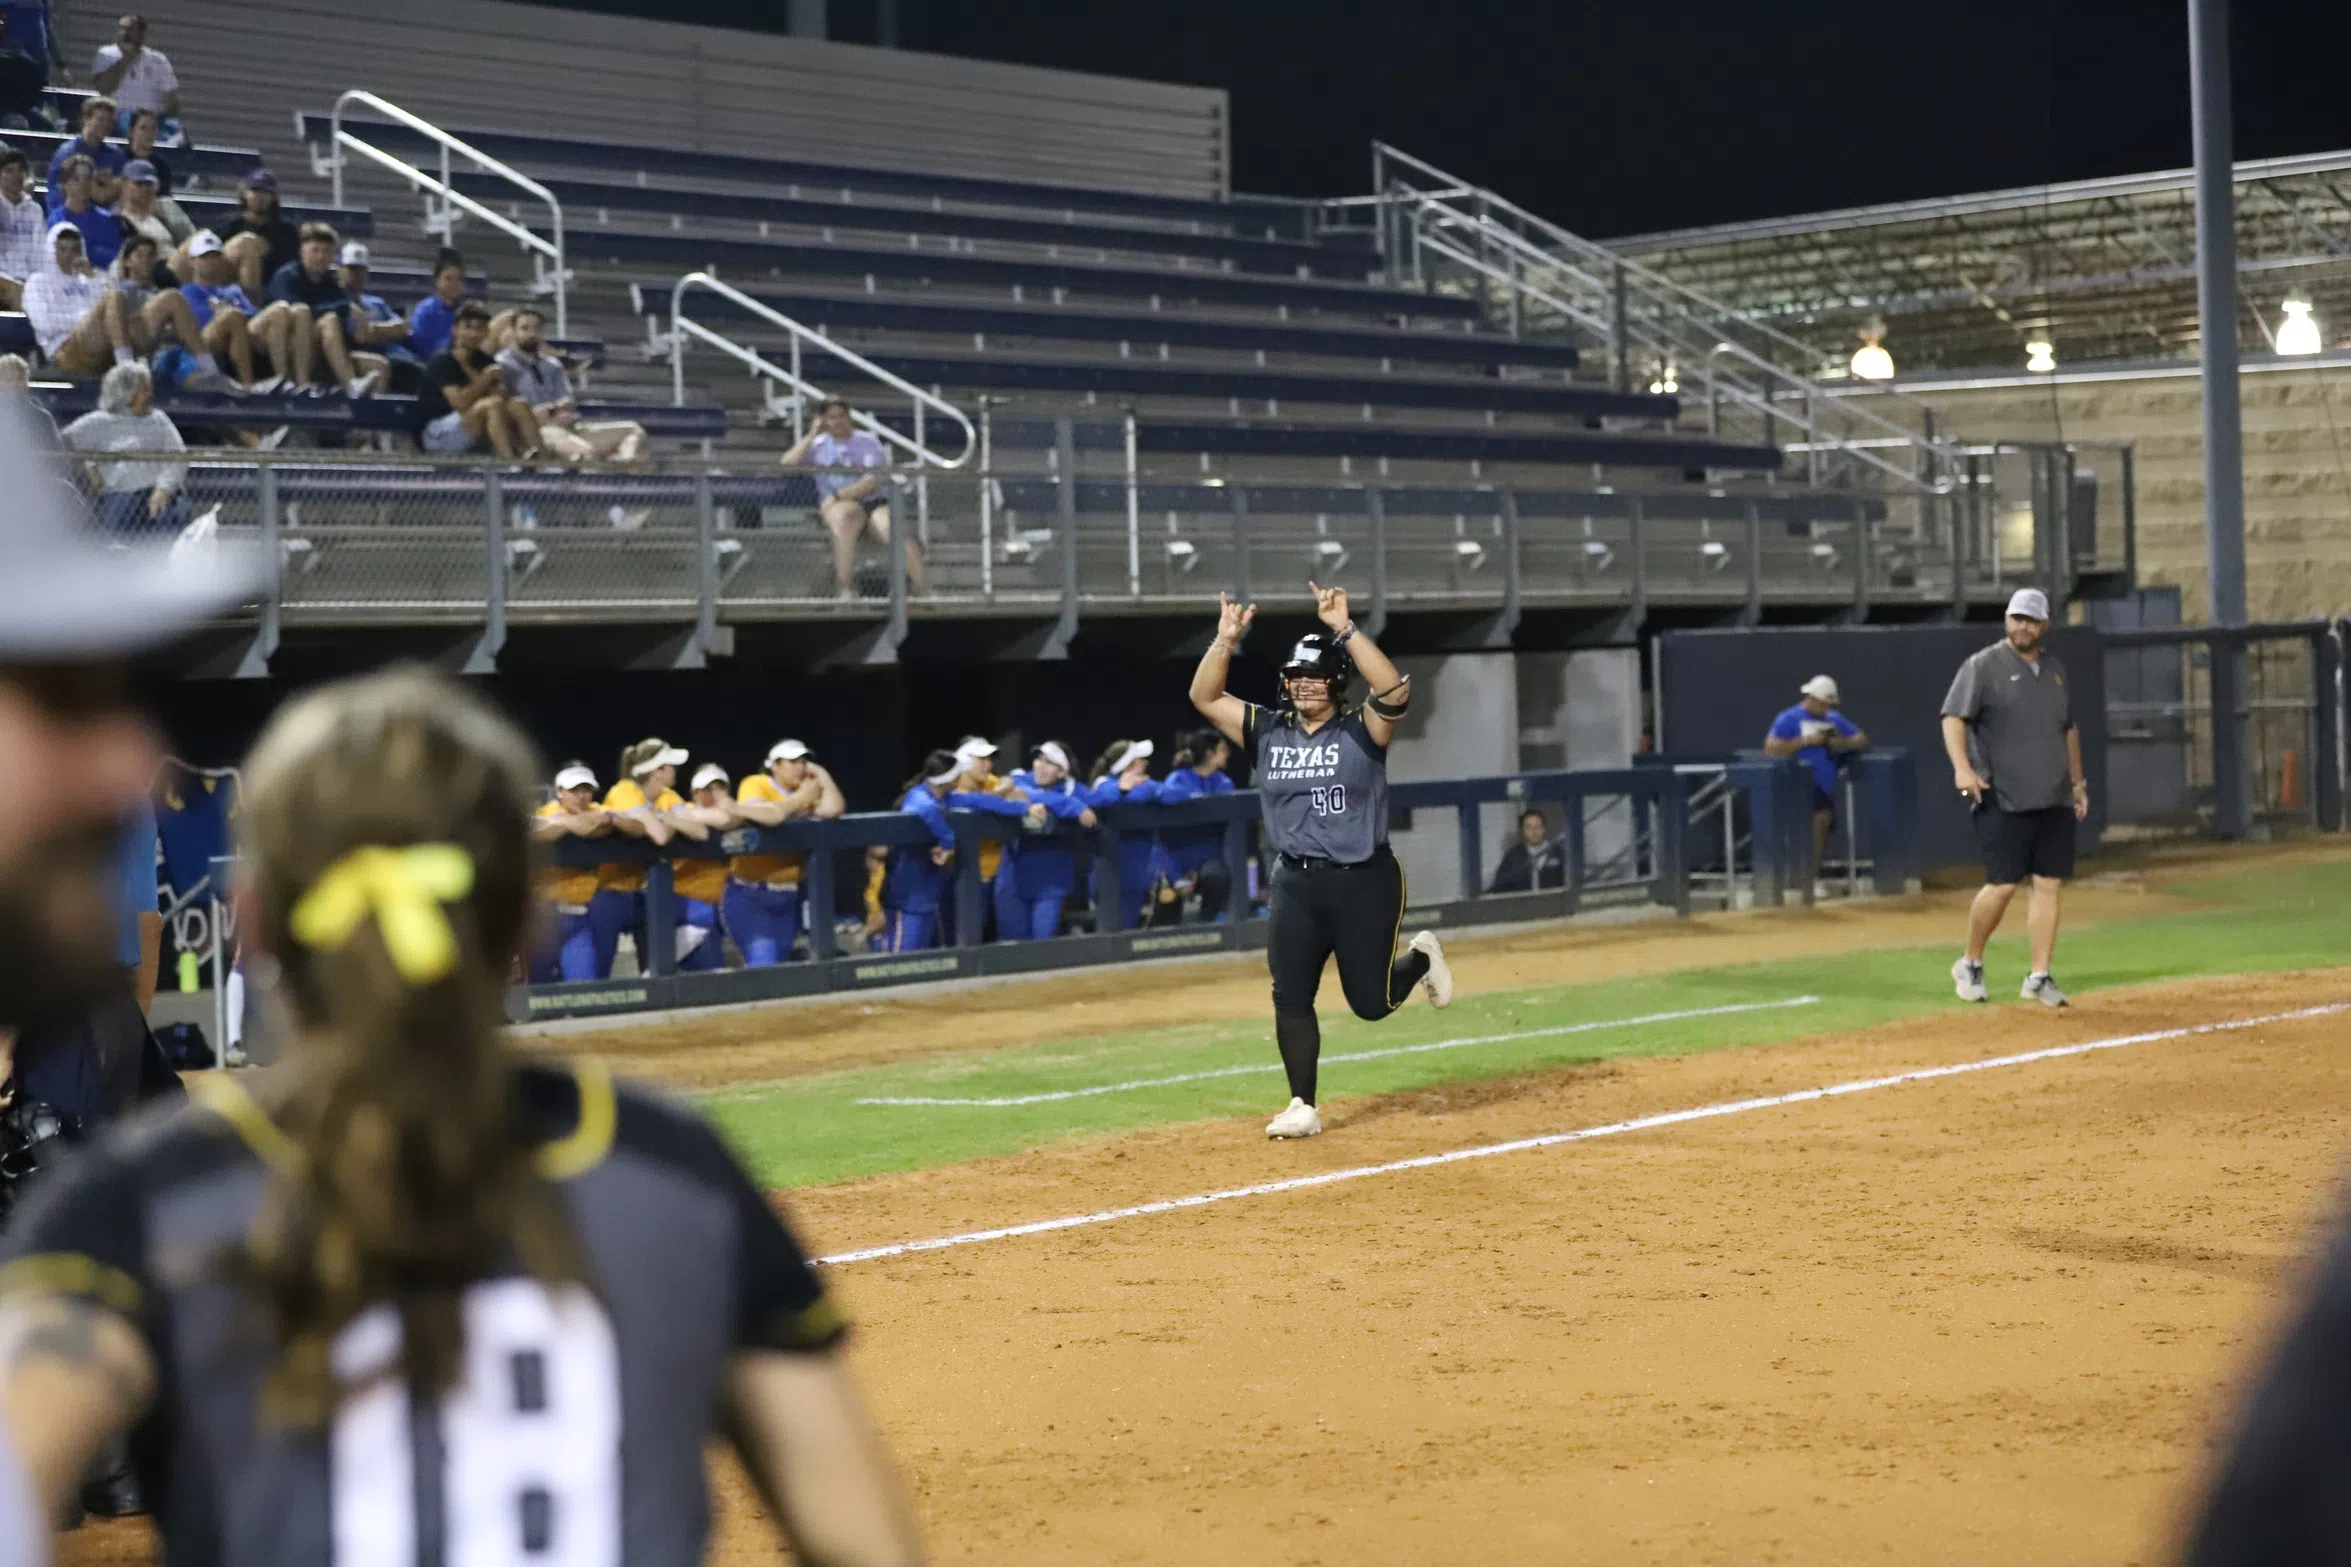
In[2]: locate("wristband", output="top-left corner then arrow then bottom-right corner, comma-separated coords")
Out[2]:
1331,624 -> 1357,648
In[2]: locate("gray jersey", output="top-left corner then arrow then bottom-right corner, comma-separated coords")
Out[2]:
1940,640 -> 2076,811
0,1061 -> 842,1567
1245,702 -> 1390,863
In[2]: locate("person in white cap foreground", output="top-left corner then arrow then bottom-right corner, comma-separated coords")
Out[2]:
1940,587 -> 2089,1007
725,739 -> 845,967
1763,673 -> 1869,882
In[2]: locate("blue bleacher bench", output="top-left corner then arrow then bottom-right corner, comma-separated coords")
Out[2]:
647,284 -> 1577,374
984,415 -> 1779,473
451,172 -> 1367,279
297,114 -> 1316,240
29,383 -> 725,440
2,125 -> 264,183
572,228 -> 1477,322
989,478 -> 1850,522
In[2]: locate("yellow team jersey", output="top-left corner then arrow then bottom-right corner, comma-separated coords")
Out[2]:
596,779 -> 683,894
729,773 -> 805,887
534,801 -> 600,909
673,854 -> 728,904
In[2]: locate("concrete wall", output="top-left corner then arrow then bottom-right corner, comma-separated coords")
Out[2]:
1385,654 -> 1518,901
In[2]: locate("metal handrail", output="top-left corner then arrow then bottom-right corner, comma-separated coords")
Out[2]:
325,90 -> 567,335
668,273 -> 976,469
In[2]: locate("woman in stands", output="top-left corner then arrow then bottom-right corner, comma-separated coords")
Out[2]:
0,667 -> 925,1565
1087,738 -> 1164,931
883,750 -> 1041,953
588,737 -> 688,977
1150,727 -> 1239,924
993,741 -> 1098,943
780,396 -> 929,600
61,362 -> 189,540
726,739 -> 846,967
528,760 -> 610,983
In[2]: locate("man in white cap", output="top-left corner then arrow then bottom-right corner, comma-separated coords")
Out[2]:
1940,587 -> 2089,1007
1763,673 -> 1868,881
334,240 -> 423,395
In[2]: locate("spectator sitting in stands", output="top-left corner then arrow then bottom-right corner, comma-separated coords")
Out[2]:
0,14 -> 50,132
27,222 -> 220,386
406,248 -> 466,360
123,108 -> 175,194
499,305 -> 643,465
780,394 -> 928,599
212,168 -> 295,298
107,230 -> 214,389
1488,807 -> 1567,894
45,97 -> 125,206
416,299 -> 533,459
45,155 -> 121,272
90,14 -> 181,144
266,220 -> 372,397
178,230 -> 280,395
334,241 -> 422,395
0,144 -> 40,308
62,360 -> 188,539
113,157 -> 187,263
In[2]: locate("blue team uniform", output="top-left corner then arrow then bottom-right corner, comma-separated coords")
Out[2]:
881,785 -> 1032,952
1155,765 -> 1234,883
1087,773 -> 1164,930
992,769 -> 1094,942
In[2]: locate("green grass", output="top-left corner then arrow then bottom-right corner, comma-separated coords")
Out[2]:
709,859 -> 2351,1190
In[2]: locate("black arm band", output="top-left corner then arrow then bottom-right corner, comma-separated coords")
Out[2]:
1368,691 -> 1410,719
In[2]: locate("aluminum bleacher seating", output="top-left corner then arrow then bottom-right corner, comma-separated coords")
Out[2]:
4,124 -> 263,184
28,382 -> 722,440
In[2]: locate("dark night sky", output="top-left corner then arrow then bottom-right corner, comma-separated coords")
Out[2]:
526,1 -> 2351,238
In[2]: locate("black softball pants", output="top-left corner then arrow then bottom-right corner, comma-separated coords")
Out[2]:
1267,846 -> 1429,1105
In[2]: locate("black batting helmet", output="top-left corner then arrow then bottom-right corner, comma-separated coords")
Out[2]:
1279,632 -> 1355,709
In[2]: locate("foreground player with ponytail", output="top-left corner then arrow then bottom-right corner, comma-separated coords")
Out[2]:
1191,584 -> 1454,1140
0,668 -> 923,1566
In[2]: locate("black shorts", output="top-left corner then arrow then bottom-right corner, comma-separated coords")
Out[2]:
1974,804 -> 2076,884
1811,785 -> 1836,819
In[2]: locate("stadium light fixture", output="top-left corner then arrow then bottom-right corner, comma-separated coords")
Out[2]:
2025,340 -> 2057,374
1849,323 -> 1894,382
2277,297 -> 2323,356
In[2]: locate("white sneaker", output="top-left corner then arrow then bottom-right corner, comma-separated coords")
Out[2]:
2022,972 -> 2069,1008
346,371 -> 379,399
1951,956 -> 1986,1003
1265,1098 -> 1322,1139
1410,929 -> 1453,1008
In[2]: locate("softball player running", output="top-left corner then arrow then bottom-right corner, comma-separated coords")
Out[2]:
1190,585 -> 1454,1139
883,750 -> 1042,952
528,761 -> 611,982
0,668 -> 923,1566
588,737 -> 688,976
1087,738 -> 1163,929
993,741 -> 1098,942
669,762 -> 735,971
726,739 -> 845,967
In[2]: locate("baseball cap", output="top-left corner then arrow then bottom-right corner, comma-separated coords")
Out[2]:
337,240 -> 369,268
690,762 -> 729,791
1799,675 -> 1839,704
242,167 -> 278,192
766,738 -> 810,763
954,736 -> 998,761
631,743 -> 689,776
552,763 -> 597,792
186,229 -> 222,258
2006,587 -> 2051,622
121,159 -> 156,185
0,397 -> 264,658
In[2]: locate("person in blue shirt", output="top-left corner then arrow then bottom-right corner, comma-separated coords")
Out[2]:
1085,737 -> 1164,932
405,248 -> 468,360
992,741 -> 1099,943
114,798 -> 160,1012
1764,674 -> 1869,870
882,749 -> 1042,953
44,95 -> 123,203
1150,727 -> 1238,924
336,240 -> 424,394
44,155 -> 119,270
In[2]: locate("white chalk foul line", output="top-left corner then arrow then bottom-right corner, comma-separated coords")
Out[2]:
854,995 -> 1825,1107
814,1002 -> 2349,1267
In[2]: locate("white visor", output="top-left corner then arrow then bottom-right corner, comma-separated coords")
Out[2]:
553,764 -> 597,792
954,737 -> 998,761
1108,739 -> 1154,775
925,763 -> 963,787
767,738 -> 810,763
1034,740 -> 1071,772
632,744 -> 689,776
691,762 -> 730,791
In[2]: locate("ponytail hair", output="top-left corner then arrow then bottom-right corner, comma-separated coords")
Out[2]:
616,736 -> 665,787
1171,727 -> 1227,770
904,747 -> 961,796
1090,738 -> 1138,781
237,666 -> 582,1427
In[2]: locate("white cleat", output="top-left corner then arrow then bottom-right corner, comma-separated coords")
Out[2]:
1265,1097 -> 1322,1139
1951,956 -> 1987,1003
2022,972 -> 2070,1008
1410,929 -> 1453,1009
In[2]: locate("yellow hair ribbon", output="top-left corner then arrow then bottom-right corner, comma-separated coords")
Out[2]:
288,843 -> 475,984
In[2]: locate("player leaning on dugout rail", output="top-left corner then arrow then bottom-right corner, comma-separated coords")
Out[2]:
1189,582 -> 1454,1141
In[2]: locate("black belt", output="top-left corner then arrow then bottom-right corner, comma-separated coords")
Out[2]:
1278,847 -> 1386,873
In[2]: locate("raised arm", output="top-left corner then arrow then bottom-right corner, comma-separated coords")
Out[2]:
777,419 -> 821,468
1311,581 -> 1409,746
1189,592 -> 1255,747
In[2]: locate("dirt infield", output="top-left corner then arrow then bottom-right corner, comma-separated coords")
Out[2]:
704,967 -> 2351,1565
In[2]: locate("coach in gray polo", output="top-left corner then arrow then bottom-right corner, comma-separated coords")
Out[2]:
1940,587 -> 2089,1009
